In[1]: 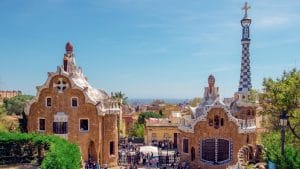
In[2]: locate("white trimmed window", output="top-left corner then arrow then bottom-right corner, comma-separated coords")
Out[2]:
53,112 -> 68,134
45,97 -> 52,107
39,118 -> 46,131
79,119 -> 89,132
71,97 -> 78,107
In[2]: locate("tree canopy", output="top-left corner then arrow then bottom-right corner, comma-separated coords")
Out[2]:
130,123 -> 144,138
260,68 -> 300,168
111,91 -> 128,105
128,112 -> 163,138
137,111 -> 163,124
3,95 -> 33,115
262,132 -> 300,169
261,68 -> 300,139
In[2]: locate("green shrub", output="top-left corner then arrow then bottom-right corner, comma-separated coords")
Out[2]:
138,112 -> 163,124
262,132 -> 300,169
0,132 -> 81,169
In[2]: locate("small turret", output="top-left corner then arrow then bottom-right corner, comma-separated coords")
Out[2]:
63,42 -> 76,72
203,74 -> 219,103
65,42 -> 73,54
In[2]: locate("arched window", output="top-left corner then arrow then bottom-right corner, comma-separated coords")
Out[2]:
221,118 -> 224,126
191,147 -> 195,161
45,97 -> 51,107
214,115 -> 219,129
201,138 -> 232,165
110,141 -> 115,155
183,139 -> 189,153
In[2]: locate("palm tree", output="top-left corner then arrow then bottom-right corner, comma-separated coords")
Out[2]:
111,91 -> 128,106
111,91 -> 128,138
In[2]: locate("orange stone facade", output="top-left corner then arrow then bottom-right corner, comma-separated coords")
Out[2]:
25,43 -> 120,167
144,118 -> 181,148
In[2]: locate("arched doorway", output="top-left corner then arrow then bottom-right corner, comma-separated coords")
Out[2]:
191,147 -> 195,161
200,138 -> 232,165
88,141 -> 97,162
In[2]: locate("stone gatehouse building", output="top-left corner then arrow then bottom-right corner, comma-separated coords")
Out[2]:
178,3 -> 258,168
178,75 -> 257,169
25,42 -> 120,167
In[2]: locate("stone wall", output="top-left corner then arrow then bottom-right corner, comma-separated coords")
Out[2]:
144,125 -> 180,146
102,114 -> 118,167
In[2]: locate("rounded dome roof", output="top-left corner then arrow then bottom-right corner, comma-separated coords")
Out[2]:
65,42 -> 73,52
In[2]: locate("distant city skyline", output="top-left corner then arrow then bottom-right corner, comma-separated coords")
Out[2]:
0,0 -> 299,99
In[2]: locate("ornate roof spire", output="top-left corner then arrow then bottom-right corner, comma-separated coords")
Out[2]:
242,2 -> 251,19
203,74 -> 219,103
65,41 -> 73,54
238,2 -> 252,99
63,42 -> 76,72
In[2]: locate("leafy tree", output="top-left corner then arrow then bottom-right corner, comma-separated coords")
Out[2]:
261,68 -> 300,139
130,123 -> 144,138
262,132 -> 300,169
246,89 -> 260,103
129,112 -> 163,138
189,97 -> 201,107
260,68 -> 300,168
0,105 -> 7,116
3,95 -> 33,115
0,105 -> 19,132
137,112 -> 163,124
0,123 -> 7,132
111,91 -> 128,106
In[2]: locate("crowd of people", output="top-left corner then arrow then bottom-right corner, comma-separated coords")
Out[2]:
118,143 -> 183,169
84,160 -> 101,169
82,139 -> 188,169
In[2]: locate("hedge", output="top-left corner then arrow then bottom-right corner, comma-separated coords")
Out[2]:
0,132 -> 81,169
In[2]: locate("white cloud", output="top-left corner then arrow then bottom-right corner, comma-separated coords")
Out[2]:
256,16 -> 290,28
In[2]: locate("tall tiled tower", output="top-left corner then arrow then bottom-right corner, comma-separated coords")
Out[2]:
238,2 -> 252,98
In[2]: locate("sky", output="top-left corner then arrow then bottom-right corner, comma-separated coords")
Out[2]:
0,0 -> 299,99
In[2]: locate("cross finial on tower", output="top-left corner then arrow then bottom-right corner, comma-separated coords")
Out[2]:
242,2 -> 251,18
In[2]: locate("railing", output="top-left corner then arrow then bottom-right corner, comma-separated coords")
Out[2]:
238,119 -> 256,129
118,150 -> 180,167
180,118 -> 192,127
